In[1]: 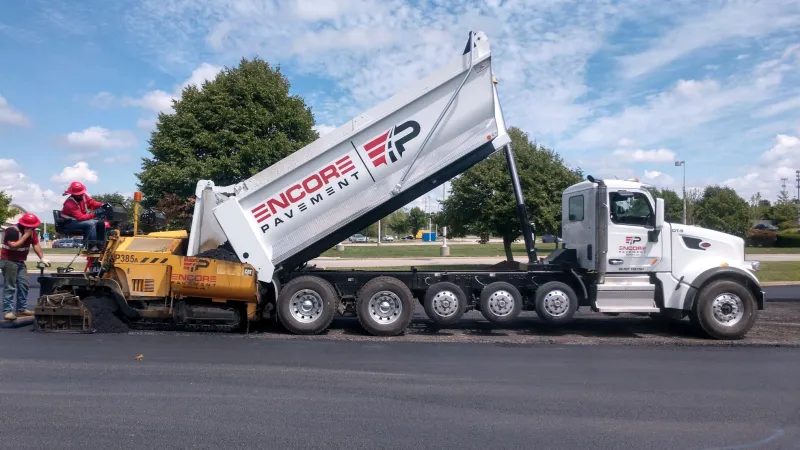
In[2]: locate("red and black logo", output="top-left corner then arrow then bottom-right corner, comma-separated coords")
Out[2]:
361,120 -> 421,168
625,236 -> 642,244
183,257 -> 210,272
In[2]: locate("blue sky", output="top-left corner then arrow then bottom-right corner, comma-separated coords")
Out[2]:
1,0 -> 800,218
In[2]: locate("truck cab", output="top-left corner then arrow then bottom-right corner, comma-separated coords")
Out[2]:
560,177 -> 764,338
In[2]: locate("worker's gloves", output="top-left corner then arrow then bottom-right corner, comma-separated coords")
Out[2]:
39,258 -> 51,267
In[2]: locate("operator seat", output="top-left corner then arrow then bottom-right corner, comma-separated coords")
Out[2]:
52,209 -> 108,251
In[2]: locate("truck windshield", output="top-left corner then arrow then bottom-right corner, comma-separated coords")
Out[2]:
609,192 -> 653,227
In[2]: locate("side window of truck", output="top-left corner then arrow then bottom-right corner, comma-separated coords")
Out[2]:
568,195 -> 584,221
609,191 -> 653,227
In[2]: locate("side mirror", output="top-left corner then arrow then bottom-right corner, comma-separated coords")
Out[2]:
655,198 -> 664,230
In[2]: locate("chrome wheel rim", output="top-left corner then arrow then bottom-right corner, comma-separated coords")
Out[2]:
290,289 -> 324,323
431,290 -> 459,318
368,291 -> 403,325
711,293 -> 744,327
543,290 -> 570,317
487,290 -> 514,317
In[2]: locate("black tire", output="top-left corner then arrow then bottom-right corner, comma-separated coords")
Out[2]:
479,281 -> 522,325
276,276 -> 337,335
534,281 -> 578,324
423,282 -> 467,326
356,276 -> 414,336
690,279 -> 758,340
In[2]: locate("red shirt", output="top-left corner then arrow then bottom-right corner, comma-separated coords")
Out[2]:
1,225 -> 39,262
61,194 -> 104,221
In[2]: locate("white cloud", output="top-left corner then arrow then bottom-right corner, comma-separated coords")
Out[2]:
136,117 -> 158,130
617,0 -> 800,79
59,126 -> 136,152
124,0 -> 649,138
612,148 -> 676,163
752,96 -> 800,118
0,94 -> 31,127
0,159 -> 60,217
313,124 -> 336,136
50,162 -> 99,184
566,72 -> 782,150
122,62 -> 223,121
89,91 -> 116,109
722,132 -> 800,199
617,138 -> 636,147
643,170 -> 677,188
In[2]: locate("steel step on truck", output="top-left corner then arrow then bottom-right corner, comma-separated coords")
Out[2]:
33,31 -> 765,340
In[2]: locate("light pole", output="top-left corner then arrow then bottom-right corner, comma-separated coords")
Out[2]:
675,160 -> 686,224
440,181 -> 449,256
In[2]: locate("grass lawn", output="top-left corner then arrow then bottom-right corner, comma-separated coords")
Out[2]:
745,247 -> 800,254
41,248 -> 85,254
756,262 -> 800,283
320,242 -> 556,258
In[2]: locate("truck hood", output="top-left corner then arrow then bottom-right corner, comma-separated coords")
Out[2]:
669,223 -> 745,263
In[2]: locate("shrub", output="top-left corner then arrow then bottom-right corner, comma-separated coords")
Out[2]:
776,228 -> 800,248
747,229 -> 777,247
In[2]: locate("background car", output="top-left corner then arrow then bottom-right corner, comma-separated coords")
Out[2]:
349,234 -> 369,243
541,234 -> 563,243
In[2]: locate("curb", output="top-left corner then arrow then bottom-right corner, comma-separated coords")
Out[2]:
761,281 -> 800,286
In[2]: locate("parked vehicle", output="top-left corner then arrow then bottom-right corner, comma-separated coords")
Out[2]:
349,234 -> 369,243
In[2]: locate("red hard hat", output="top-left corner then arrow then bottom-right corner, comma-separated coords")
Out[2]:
19,213 -> 40,228
63,181 -> 86,196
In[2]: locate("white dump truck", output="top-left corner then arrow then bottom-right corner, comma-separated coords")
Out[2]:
36,31 -> 764,340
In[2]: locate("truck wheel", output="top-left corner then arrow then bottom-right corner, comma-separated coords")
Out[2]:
277,276 -> 337,335
356,276 -> 414,336
534,281 -> 577,324
479,281 -> 522,325
690,279 -> 758,340
423,282 -> 467,326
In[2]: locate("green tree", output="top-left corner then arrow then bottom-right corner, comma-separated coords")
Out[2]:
748,192 -> 770,223
156,194 -> 195,231
696,186 -> 750,238
407,207 -> 427,236
137,57 -> 319,206
0,191 -> 14,225
772,201 -> 799,229
441,127 -> 582,260
385,209 -> 410,236
685,188 -> 703,225
646,187 -> 683,223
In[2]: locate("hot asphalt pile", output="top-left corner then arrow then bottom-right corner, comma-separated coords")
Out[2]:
82,296 -> 130,333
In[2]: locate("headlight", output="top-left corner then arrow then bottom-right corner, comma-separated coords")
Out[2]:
744,260 -> 760,272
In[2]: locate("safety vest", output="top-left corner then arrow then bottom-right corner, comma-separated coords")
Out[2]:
60,196 -> 86,220
1,225 -> 33,262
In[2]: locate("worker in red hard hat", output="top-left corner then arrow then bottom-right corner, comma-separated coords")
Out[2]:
60,181 -> 106,252
2,213 -> 50,321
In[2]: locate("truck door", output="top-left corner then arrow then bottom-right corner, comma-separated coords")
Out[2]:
606,189 -> 664,273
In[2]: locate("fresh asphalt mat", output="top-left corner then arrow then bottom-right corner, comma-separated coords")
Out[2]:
6,300 -> 799,347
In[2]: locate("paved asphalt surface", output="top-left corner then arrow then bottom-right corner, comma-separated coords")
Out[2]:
4,274 -> 800,449
1,332 -> 799,450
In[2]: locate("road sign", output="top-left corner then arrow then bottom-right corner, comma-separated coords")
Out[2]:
44,233 -> 50,240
